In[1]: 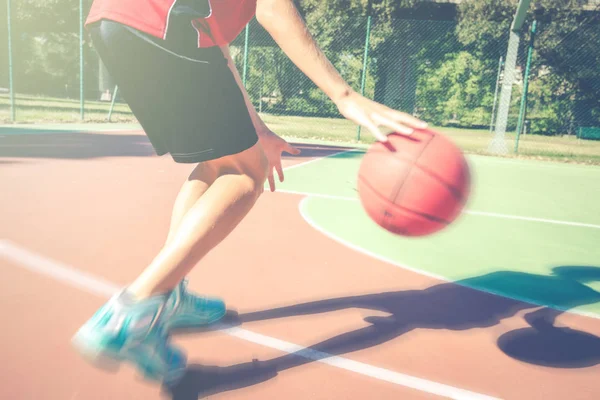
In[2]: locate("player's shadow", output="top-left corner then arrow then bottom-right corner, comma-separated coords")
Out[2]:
496,266 -> 600,368
0,131 -> 157,159
166,265 -> 600,399
0,127 -> 350,161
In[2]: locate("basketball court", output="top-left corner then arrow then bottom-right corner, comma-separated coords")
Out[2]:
1,125 -> 599,399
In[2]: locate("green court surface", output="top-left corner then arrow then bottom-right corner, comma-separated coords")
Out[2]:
277,151 -> 600,318
4,124 -> 600,317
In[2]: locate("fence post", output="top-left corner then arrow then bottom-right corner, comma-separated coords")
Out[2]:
242,24 -> 250,86
357,2 -> 372,141
79,0 -> 85,120
7,0 -> 16,122
489,56 -> 503,134
107,85 -> 119,122
259,55 -> 265,113
489,0 -> 531,154
514,20 -> 537,154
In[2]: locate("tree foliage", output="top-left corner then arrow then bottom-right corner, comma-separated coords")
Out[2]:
454,0 -> 600,132
4,0 -> 599,133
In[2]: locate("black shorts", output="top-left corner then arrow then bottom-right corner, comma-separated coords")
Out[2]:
88,19 -> 258,163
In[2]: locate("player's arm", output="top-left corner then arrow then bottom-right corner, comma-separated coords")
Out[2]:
220,44 -> 300,193
220,45 -> 270,136
255,0 -> 427,141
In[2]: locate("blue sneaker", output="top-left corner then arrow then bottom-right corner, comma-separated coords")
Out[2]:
162,279 -> 227,331
71,290 -> 187,384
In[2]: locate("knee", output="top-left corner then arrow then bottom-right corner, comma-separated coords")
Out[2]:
252,178 -> 265,199
215,141 -> 268,199
233,172 -> 263,205
255,146 -> 269,186
249,161 -> 267,199
245,142 -> 269,197
235,158 -> 267,201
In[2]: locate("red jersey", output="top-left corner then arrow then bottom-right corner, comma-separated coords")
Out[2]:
85,0 -> 257,48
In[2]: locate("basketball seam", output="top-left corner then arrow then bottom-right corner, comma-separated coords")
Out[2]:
357,133 -> 437,185
358,151 -> 433,175
390,135 -> 435,204
385,135 -> 435,230
358,175 -> 452,226
358,175 -> 399,231
416,163 -> 469,204
363,149 -> 468,205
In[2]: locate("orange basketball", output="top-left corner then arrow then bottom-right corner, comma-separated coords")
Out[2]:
357,128 -> 471,237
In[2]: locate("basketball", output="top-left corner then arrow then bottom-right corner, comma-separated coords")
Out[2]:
357,128 -> 471,237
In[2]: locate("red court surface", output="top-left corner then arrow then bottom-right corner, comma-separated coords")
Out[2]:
1,129 -> 599,399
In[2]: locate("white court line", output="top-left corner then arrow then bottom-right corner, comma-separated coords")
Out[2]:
0,239 -> 499,400
265,149 -> 358,191
278,151 -> 600,230
297,197 -> 600,321
467,154 -> 600,171
464,210 -> 600,230
273,189 -> 600,230
283,148 -> 359,172
274,189 -> 357,202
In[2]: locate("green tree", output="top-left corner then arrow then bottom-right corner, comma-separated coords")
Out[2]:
1,2 -> 9,90
456,0 -> 600,134
238,0 -> 384,116
534,1 -> 600,130
8,0 -> 99,98
416,51 -> 496,126
14,0 -> 83,33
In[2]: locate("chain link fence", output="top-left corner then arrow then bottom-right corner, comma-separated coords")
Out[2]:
2,1 -> 600,164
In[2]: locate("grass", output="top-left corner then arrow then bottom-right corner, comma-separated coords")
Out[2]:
0,93 -> 134,123
2,93 -> 600,165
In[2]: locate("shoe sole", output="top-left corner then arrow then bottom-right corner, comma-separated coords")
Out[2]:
71,333 -> 124,373
71,331 -> 186,384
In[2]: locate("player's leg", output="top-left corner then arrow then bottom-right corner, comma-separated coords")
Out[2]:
72,19 -> 264,383
72,141 -> 267,381
164,164 -> 215,246
128,140 -> 268,299
72,140 -> 267,384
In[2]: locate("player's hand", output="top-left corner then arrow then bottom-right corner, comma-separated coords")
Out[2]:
335,90 -> 428,142
257,126 -> 301,192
